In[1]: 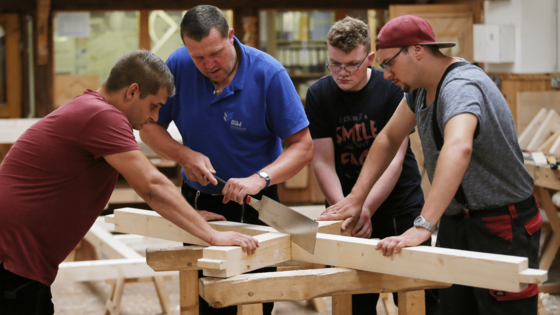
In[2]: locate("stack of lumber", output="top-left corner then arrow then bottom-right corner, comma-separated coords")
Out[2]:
517,91 -> 560,154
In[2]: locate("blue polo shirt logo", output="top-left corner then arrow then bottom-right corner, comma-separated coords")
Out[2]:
224,111 -> 246,132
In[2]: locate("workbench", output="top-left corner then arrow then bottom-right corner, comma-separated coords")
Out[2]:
525,160 -> 560,293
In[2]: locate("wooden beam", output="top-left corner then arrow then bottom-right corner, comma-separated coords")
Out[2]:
199,233 -> 290,278
180,270 -> 199,315
109,208 -> 346,244
332,295 -> 351,315
85,224 -> 141,259
237,304 -> 262,315
398,290 -> 425,315
199,268 -> 449,308
56,258 -> 177,282
139,10 -> 150,50
147,246 -> 204,271
291,233 -> 546,292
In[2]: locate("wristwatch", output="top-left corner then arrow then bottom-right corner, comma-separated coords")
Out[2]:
413,215 -> 437,233
256,170 -> 271,189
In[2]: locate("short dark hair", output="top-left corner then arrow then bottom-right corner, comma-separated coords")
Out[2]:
103,50 -> 175,98
327,16 -> 371,53
180,5 -> 229,41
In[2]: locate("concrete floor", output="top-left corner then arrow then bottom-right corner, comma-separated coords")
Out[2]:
51,276 -> 560,315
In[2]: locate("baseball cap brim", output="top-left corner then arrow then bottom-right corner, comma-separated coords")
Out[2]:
420,42 -> 457,48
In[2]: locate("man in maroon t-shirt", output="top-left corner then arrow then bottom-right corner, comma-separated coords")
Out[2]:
0,50 -> 258,315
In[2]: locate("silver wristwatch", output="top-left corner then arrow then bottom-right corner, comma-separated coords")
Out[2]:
256,170 -> 271,189
413,215 -> 437,233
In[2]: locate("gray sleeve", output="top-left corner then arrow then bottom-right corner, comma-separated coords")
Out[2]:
404,91 -> 417,114
439,79 -> 483,131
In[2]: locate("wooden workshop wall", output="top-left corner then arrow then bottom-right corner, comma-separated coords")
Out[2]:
489,73 -> 560,127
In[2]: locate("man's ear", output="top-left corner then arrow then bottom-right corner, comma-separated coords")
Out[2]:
126,83 -> 139,101
228,28 -> 234,45
412,45 -> 424,60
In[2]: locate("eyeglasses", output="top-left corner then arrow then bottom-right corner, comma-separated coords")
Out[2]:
326,54 -> 369,73
379,46 -> 407,72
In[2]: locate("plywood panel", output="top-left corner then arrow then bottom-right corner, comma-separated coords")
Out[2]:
54,74 -> 100,108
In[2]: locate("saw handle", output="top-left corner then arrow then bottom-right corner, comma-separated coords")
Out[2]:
213,175 -> 254,207
213,175 -> 228,188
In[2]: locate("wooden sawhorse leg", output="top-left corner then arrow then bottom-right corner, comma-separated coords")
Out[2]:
398,290 -> 425,315
180,270 -> 199,315
104,276 -> 171,315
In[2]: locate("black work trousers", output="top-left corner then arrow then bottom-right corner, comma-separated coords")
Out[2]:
182,182 -> 278,315
350,210 -> 440,315
0,264 -> 54,315
437,195 -> 541,315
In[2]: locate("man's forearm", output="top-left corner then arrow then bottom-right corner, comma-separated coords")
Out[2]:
350,132 -> 403,203
362,137 -> 408,214
136,171 -> 217,243
261,130 -> 313,185
139,123 -> 187,164
312,160 -> 344,206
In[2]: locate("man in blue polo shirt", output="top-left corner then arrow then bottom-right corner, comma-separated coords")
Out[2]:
140,5 -> 313,315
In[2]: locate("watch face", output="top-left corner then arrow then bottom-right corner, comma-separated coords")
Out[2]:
414,216 -> 423,225
259,171 -> 269,179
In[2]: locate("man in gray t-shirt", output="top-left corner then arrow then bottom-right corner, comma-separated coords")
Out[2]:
317,14 -> 541,315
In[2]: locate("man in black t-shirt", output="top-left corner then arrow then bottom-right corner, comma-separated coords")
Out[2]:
305,16 -> 439,315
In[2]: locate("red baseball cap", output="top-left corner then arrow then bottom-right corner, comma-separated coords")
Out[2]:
376,14 -> 456,51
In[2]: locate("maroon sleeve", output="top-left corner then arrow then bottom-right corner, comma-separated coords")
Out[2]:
79,109 -> 140,158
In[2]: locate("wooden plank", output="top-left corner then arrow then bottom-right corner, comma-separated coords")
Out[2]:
519,269 -> 548,284
199,233 -> 290,278
291,233 -> 543,292
85,224 -> 141,259
55,258 -> 177,282
199,268 -> 449,307
519,108 -> 549,149
398,290 -> 425,315
110,208 -> 347,244
179,270 -> 199,315
538,129 -> 560,152
527,109 -> 560,151
147,246 -> 205,271
139,10 -> 150,50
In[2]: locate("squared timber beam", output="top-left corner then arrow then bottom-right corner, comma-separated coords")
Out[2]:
147,246 -> 205,271
107,208 -> 347,245
199,267 -> 450,308
199,233 -> 290,278
292,233 -> 546,292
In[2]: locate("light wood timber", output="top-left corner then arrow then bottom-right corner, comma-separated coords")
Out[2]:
526,161 -> 560,191
517,92 -> 560,134
199,233 -> 290,278
180,270 -> 199,315
538,293 -> 547,315
398,290 -> 425,315
291,233 -> 545,292
527,109 -> 560,151
519,269 -> 548,284
381,293 -> 398,315
153,275 -> 172,315
538,129 -> 560,152
147,246 -> 205,271
85,224 -> 141,259
550,135 -> 560,155
105,276 -> 125,315
109,208 -> 346,244
539,282 -> 560,294
332,295 -> 352,315
198,268 -> 450,307
237,304 -> 263,315
534,185 -> 560,270
519,108 -> 548,148
56,258 -> 177,282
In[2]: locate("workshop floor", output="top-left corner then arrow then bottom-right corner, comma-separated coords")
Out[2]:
51,276 -> 560,315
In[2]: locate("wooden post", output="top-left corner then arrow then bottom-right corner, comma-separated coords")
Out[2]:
398,290 -> 425,315
153,276 -> 172,315
104,276 -> 125,315
332,295 -> 352,315
139,10 -> 151,50
180,270 -> 199,315
237,304 -> 263,315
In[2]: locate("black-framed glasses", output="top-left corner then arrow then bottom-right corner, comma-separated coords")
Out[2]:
326,54 -> 369,73
379,46 -> 407,72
